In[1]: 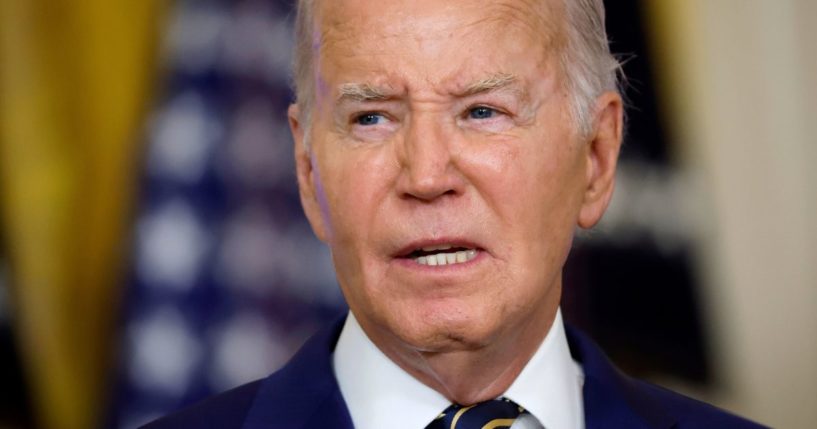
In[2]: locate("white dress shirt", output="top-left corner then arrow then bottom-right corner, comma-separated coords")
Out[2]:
333,309 -> 585,429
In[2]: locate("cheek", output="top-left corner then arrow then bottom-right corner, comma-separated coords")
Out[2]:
474,135 -> 584,217
526,146 -> 585,233
467,132 -> 585,264
319,148 -> 393,246
318,158 -> 379,299
311,155 -> 335,238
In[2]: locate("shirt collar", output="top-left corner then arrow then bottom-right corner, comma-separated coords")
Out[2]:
504,309 -> 585,429
333,309 -> 584,429
333,312 -> 449,429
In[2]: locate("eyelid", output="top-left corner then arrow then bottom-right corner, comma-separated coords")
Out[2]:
463,104 -> 509,118
351,111 -> 390,123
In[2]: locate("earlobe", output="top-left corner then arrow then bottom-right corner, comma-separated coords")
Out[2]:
289,104 -> 330,242
577,92 -> 623,229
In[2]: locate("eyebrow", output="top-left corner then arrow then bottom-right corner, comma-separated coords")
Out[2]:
459,73 -> 518,97
335,72 -> 520,104
337,83 -> 392,102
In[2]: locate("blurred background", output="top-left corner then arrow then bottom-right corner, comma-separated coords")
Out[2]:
0,0 -> 814,428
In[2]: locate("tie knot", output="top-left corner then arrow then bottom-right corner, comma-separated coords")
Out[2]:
425,397 -> 526,429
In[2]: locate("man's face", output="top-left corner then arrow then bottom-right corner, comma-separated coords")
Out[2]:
292,0 -> 620,353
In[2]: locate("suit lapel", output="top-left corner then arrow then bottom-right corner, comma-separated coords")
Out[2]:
566,325 -> 677,429
241,317 -> 353,429
240,316 -> 678,429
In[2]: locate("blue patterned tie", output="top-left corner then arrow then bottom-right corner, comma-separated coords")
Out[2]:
425,397 -> 526,429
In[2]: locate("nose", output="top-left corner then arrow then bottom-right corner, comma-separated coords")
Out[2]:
396,113 -> 465,201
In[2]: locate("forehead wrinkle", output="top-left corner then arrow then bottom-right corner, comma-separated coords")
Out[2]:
468,0 -> 560,48
317,1 -> 409,60
314,0 -> 565,106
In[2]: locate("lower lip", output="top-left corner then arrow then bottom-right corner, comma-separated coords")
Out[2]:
392,250 -> 487,272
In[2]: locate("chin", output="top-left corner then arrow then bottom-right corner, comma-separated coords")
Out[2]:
391,301 -> 501,352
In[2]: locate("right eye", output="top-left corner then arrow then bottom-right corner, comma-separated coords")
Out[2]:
467,106 -> 499,120
347,111 -> 399,142
354,113 -> 386,126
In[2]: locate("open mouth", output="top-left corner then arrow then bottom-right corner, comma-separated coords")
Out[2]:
402,244 -> 480,266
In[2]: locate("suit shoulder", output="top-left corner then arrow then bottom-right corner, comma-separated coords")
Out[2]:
565,325 -> 766,428
632,379 -> 768,428
140,380 -> 263,429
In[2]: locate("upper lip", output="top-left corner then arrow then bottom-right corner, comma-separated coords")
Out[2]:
392,237 -> 485,258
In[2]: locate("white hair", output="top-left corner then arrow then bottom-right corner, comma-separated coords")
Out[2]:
560,0 -> 623,136
291,0 -> 622,139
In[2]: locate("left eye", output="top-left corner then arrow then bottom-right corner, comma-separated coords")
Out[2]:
468,106 -> 497,119
355,113 -> 385,126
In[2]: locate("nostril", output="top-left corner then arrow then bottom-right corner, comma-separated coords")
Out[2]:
401,187 -> 458,202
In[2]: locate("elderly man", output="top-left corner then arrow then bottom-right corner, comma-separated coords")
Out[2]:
145,0 -> 764,428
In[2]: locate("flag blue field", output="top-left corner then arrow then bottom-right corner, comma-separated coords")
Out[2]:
109,2 -> 345,427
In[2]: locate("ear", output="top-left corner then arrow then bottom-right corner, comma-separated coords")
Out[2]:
577,92 -> 623,229
289,104 -> 331,242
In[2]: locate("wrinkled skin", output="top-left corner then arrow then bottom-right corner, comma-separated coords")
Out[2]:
289,0 -> 622,405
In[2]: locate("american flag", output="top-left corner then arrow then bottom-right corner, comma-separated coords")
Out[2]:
109,1 -> 345,427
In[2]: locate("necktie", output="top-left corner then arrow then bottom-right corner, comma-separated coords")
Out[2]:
424,397 -> 526,429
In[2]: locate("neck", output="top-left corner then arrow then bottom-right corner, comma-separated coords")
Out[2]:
365,286 -> 561,406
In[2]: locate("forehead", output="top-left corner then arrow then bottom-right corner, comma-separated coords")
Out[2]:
316,0 -> 559,39
312,0 -> 564,88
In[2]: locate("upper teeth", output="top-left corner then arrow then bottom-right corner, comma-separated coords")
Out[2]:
416,249 -> 478,266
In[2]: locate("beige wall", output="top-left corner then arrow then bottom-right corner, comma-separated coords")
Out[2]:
644,0 -> 817,427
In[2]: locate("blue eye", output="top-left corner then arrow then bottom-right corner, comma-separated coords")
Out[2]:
469,106 -> 496,119
355,113 -> 384,126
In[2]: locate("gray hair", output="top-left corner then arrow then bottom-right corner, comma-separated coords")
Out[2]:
291,0 -> 622,139
560,0 -> 623,136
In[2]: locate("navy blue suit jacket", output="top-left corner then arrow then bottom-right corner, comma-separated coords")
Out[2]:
143,317 -> 766,428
